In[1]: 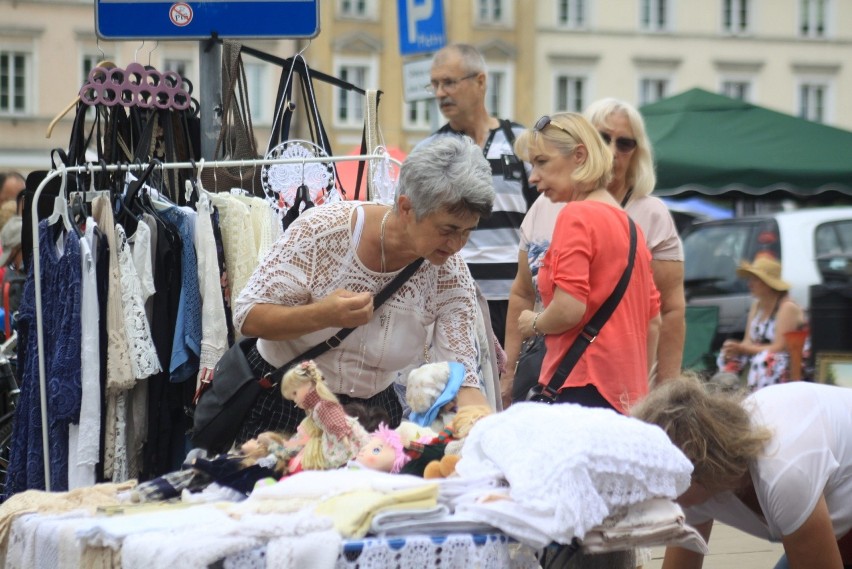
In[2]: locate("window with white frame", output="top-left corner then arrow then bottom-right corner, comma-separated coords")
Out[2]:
403,100 -> 432,130
476,0 -> 511,25
338,0 -> 375,19
555,74 -> 587,113
799,0 -> 828,38
720,79 -> 752,101
722,0 -> 749,33
486,64 -> 513,119
557,0 -> 587,28
639,77 -> 669,105
0,50 -> 31,115
82,53 -> 110,84
243,61 -> 270,125
334,57 -> 375,128
640,0 -> 669,31
798,82 -> 828,122
163,58 -> 191,78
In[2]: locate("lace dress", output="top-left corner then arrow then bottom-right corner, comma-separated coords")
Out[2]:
8,221 -> 82,494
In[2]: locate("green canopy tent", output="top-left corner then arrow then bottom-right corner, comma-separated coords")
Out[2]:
640,88 -> 852,199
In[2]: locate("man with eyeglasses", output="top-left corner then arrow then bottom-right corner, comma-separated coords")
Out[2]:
416,43 -> 535,348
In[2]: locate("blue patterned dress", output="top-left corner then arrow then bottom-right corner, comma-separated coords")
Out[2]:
7,220 -> 82,495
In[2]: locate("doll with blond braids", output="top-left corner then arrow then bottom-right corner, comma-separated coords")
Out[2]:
281,360 -> 372,473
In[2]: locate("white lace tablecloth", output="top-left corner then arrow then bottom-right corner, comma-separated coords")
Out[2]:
223,533 -> 539,569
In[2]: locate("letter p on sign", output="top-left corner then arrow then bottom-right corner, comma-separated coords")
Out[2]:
397,0 -> 446,56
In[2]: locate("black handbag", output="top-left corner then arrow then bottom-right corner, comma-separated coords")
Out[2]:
512,335 -> 546,403
528,218 -> 637,403
191,257 -> 425,454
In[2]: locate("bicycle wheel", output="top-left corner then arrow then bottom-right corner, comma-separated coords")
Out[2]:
0,415 -> 14,502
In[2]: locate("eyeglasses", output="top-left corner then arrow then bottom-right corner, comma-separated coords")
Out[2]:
533,115 -> 574,137
599,131 -> 638,153
425,73 -> 478,95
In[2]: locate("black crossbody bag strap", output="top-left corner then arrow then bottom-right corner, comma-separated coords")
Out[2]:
539,218 -> 638,400
261,257 -> 425,386
498,119 -> 537,209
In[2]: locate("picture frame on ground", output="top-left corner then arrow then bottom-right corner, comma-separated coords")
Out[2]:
815,352 -> 852,387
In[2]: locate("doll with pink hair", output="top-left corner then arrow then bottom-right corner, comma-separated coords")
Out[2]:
351,423 -> 411,473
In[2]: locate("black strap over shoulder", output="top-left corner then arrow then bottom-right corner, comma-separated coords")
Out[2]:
263,257 -> 426,385
498,119 -> 536,208
538,218 -> 638,400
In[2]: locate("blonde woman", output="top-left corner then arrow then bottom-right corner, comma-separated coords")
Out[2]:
513,113 -> 660,413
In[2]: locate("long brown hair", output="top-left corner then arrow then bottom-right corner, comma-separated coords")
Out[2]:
631,376 -> 772,492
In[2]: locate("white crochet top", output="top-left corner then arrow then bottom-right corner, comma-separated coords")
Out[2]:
234,201 -> 482,398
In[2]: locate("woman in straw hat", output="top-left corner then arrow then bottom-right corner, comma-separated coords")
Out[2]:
716,254 -> 806,390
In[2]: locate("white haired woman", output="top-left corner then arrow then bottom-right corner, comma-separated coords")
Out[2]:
234,136 -> 495,443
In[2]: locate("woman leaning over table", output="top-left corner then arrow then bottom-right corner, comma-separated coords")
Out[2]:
632,376 -> 852,569
513,112 -> 661,413
232,136 -> 495,444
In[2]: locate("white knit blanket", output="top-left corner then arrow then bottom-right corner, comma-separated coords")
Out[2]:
454,403 -> 693,542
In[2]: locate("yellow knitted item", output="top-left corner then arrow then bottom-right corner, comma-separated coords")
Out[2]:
313,483 -> 438,538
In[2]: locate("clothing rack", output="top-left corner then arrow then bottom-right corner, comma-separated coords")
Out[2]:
29,152 -> 401,491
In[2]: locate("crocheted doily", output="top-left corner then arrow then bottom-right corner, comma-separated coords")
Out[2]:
261,140 -> 341,217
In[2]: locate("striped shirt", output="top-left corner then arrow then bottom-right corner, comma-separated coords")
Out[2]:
417,121 -> 531,301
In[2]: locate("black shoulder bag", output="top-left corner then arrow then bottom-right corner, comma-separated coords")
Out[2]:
528,218 -> 637,403
191,257 -> 425,453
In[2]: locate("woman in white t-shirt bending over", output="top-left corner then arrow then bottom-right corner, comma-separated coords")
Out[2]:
632,377 -> 852,569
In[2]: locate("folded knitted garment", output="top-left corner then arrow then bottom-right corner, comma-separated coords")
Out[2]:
582,499 -> 709,555
313,484 -> 438,538
455,403 -> 693,541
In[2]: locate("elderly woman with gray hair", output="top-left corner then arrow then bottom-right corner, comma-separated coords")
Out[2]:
234,136 -> 496,443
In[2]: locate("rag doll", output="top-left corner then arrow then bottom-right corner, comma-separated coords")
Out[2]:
405,361 -> 465,432
126,431 -> 293,503
350,423 -> 411,473
281,359 -> 372,473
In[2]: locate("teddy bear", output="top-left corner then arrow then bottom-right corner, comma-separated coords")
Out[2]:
422,404 -> 492,479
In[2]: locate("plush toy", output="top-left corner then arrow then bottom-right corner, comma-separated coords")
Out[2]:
422,405 -> 493,479
405,361 -> 465,432
350,423 -> 411,473
280,360 -> 371,473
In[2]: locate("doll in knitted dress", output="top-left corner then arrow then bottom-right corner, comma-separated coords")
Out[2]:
281,360 -> 372,474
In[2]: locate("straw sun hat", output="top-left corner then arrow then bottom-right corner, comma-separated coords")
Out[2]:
735,256 -> 791,292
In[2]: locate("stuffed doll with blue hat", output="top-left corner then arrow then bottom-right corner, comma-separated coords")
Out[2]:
405,361 -> 465,432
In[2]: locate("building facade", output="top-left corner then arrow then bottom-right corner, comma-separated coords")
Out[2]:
1,0 -> 850,175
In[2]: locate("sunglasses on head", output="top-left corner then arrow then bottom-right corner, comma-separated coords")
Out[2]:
534,115 -> 574,138
599,131 -> 638,153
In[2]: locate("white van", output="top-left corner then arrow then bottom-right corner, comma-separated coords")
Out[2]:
682,207 -> 852,345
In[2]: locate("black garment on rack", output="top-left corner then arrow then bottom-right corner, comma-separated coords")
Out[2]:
210,206 -> 235,346
94,227 -> 110,483
142,214 -> 185,478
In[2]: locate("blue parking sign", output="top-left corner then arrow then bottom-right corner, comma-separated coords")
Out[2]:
397,0 -> 446,56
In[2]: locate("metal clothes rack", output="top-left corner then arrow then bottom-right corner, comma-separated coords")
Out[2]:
30,152 -> 401,490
